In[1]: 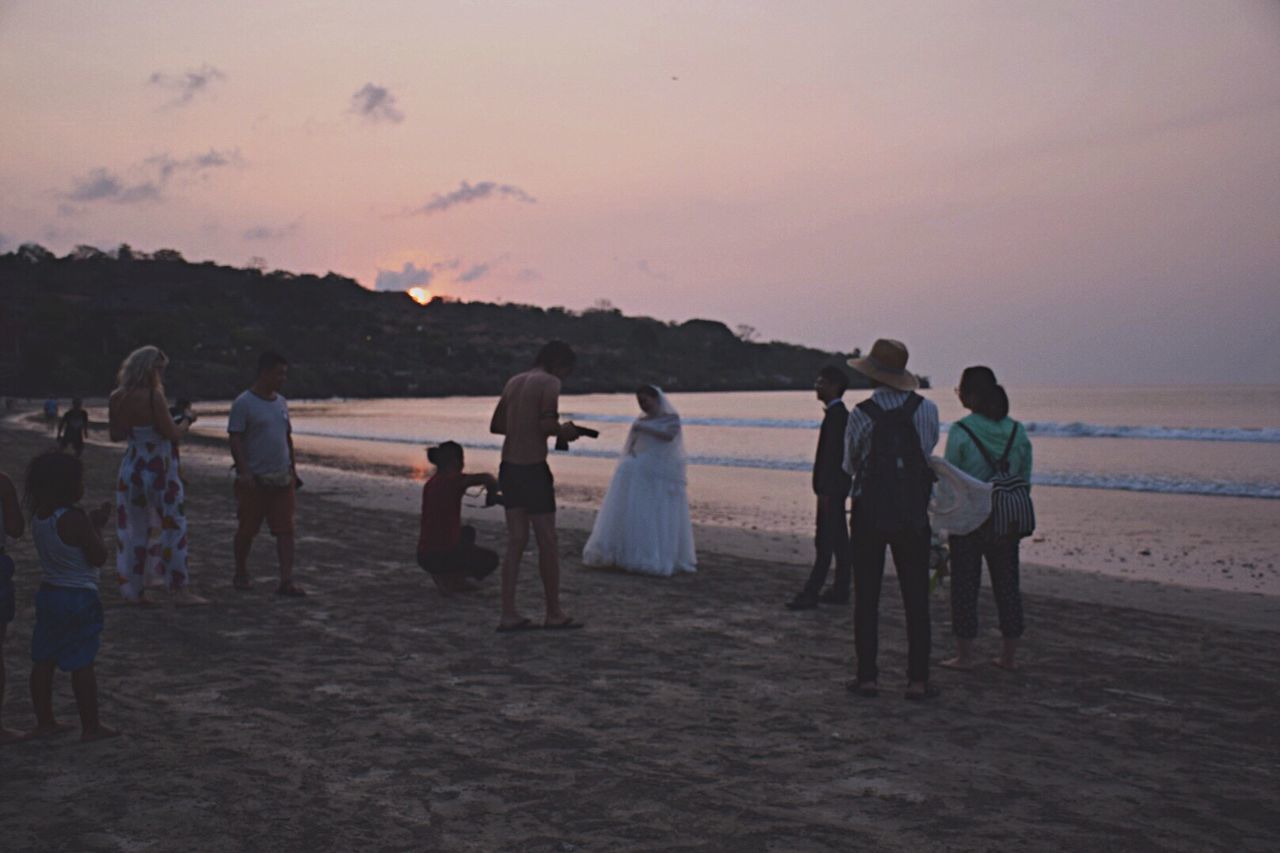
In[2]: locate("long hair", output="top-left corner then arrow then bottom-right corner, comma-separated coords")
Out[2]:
24,450 -> 83,516
114,345 -> 167,394
958,365 -> 1009,421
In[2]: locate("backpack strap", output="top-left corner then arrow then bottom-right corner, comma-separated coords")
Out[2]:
856,398 -> 885,421
999,422 -> 1019,465
955,422 -> 1001,471
858,393 -> 921,422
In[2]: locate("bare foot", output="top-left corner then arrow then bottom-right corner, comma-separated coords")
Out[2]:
1,726 -> 29,745
133,593 -> 163,608
940,656 -> 975,671
172,589 -> 210,607
26,721 -> 76,740
992,658 -> 1020,672
81,724 -> 121,742
497,615 -> 535,632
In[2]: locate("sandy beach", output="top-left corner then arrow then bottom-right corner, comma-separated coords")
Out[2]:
1,422 -> 1277,852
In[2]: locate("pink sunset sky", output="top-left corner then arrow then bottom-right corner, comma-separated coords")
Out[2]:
1,1 -> 1277,385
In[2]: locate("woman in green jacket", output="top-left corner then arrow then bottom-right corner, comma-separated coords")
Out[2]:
941,366 -> 1032,672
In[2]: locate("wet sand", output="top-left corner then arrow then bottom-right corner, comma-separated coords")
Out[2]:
1,424 -> 1277,851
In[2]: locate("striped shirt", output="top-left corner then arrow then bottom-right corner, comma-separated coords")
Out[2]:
842,388 -> 940,498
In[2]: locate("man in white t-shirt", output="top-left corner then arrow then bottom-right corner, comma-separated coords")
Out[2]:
228,351 -> 304,596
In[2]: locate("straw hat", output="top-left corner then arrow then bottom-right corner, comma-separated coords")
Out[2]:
847,339 -> 919,391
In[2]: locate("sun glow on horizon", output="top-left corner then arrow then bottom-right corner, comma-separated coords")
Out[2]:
407,286 -> 432,305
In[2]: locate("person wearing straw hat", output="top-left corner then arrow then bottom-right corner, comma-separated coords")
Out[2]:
842,339 -> 940,701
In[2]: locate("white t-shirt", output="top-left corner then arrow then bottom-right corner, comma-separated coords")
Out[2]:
228,390 -> 292,476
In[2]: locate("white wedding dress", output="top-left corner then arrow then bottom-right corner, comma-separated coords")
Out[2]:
583,390 -> 697,576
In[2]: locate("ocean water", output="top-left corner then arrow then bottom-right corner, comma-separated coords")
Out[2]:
199,385 -> 1280,501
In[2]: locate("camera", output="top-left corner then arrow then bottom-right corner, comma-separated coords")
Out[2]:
555,423 -> 599,451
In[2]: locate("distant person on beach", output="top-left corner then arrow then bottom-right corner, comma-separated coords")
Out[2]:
941,367 -> 1033,672
417,442 -> 500,595
23,451 -> 119,741
583,385 -> 696,576
57,398 -> 91,457
42,397 -> 58,425
169,398 -> 198,430
786,366 -> 853,610
843,339 -> 940,701
489,340 -> 585,631
109,346 -> 206,606
0,469 -> 25,744
229,351 -> 305,597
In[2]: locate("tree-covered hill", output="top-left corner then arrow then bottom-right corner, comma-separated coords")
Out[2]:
0,244 -> 901,399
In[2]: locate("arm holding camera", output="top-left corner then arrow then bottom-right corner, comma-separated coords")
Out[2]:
461,472 -> 498,490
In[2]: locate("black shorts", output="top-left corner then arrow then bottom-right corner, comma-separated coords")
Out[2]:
499,462 -> 556,515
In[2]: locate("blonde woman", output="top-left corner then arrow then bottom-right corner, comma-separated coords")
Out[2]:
108,346 -> 206,606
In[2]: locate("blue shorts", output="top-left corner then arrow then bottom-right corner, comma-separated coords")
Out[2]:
0,554 -> 14,626
31,585 -> 103,671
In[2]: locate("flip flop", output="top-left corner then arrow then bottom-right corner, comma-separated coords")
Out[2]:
496,618 -> 537,633
542,617 -> 585,631
939,658 -> 975,672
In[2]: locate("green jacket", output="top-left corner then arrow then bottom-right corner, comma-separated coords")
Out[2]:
944,413 -> 1033,488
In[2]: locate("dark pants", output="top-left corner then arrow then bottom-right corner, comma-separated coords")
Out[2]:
850,506 -> 932,684
948,526 -> 1024,640
417,527 -> 500,580
802,495 -> 851,598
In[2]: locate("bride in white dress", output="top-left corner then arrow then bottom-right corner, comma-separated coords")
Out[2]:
583,385 -> 696,576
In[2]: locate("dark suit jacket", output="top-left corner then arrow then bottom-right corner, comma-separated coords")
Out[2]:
813,399 -> 853,497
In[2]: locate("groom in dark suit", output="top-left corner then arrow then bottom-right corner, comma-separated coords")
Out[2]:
786,365 -> 853,610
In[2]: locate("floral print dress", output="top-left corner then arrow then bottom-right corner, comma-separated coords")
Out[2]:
115,426 -> 189,599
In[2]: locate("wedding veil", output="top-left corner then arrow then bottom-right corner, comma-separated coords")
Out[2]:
624,387 -> 688,485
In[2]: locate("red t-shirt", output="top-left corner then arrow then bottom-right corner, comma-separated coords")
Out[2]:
418,472 -> 465,554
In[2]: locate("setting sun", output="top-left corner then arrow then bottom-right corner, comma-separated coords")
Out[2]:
407,286 -> 431,305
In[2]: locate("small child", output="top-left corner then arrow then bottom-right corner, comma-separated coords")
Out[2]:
169,398 -> 197,429
23,451 -> 119,742
1,469 -> 26,744
418,442 -> 500,595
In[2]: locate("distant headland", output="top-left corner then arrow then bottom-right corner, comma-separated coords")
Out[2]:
0,243 -> 926,399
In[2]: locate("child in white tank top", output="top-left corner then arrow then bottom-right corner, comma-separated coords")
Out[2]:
22,451 -> 119,742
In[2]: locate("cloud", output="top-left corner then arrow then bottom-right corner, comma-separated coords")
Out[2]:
636,259 -> 671,281
517,267 -> 542,282
457,263 -> 490,283
243,220 -> 300,241
145,148 -> 244,181
0,234 -> 8,252
149,64 -> 225,107
67,168 -> 161,204
64,148 -> 242,205
409,181 -> 536,216
350,83 -> 404,123
375,262 -> 433,291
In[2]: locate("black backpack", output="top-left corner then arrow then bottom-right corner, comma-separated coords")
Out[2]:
857,394 -> 935,536
955,421 -> 1036,538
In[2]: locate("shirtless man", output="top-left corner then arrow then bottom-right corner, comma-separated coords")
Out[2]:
489,341 -> 584,632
